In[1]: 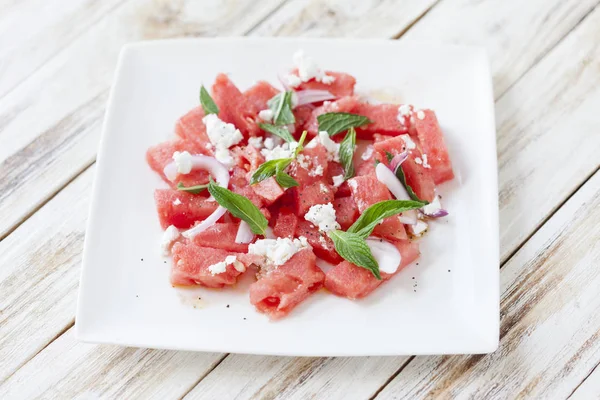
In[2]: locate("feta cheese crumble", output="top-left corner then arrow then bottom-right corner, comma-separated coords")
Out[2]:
416,110 -> 426,120
304,203 -> 340,233
296,154 -> 310,169
160,225 -> 180,255
248,237 -> 310,267
421,154 -> 431,169
248,136 -> 264,149
397,104 -> 413,125
317,131 -> 340,162
173,198 -> 182,206
361,145 -> 374,160
400,134 -> 416,150
283,73 -> 303,88
202,114 -> 243,169
292,50 -> 335,85
422,195 -> 443,215
410,220 -> 429,237
332,174 -> 345,187
308,164 -> 324,177
172,151 -> 193,174
261,141 -> 298,161
258,109 -> 274,122
208,255 -> 245,275
414,157 -> 423,165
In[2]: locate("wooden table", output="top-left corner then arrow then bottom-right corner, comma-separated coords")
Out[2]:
1,0 -> 599,398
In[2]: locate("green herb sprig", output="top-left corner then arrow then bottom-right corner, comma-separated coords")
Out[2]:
200,86 -> 219,115
317,112 -> 372,136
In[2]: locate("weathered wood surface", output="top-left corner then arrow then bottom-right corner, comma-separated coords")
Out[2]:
1,0 -> 600,398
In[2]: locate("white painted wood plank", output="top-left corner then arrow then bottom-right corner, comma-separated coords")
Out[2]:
402,0 -> 599,97
375,171 -> 600,399
250,0 -> 438,38
570,366 -> 600,400
185,355 -> 411,400
0,328 -> 223,399
0,0 -> 286,239
0,0 -> 122,98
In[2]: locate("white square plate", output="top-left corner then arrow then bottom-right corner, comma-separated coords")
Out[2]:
76,38 -> 499,356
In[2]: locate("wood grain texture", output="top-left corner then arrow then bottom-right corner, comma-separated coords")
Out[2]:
570,365 -> 600,400
375,170 -> 600,399
401,0 -> 599,97
250,0 -> 439,38
0,328 -> 224,399
0,0 -> 285,239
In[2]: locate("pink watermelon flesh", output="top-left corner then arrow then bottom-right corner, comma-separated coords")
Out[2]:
243,81 -> 280,110
249,249 -> 325,319
212,73 -> 260,137
413,109 -> 454,184
251,177 -> 285,206
146,139 -> 209,187
325,240 -> 420,299
293,104 -> 315,135
352,103 -> 408,138
231,145 -> 265,172
289,143 -> 329,187
295,220 -> 343,264
154,189 -> 219,229
293,180 -> 335,216
171,242 -> 250,288
347,175 -> 391,213
293,70 -> 356,97
192,222 -> 249,253
373,216 -> 408,241
332,196 -> 358,230
174,106 -> 214,151
305,96 -> 361,135
273,208 -> 299,238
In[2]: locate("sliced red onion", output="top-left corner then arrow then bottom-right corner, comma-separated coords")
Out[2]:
163,154 -> 229,188
365,238 -> 402,274
389,151 -> 409,171
235,221 -> 255,244
278,74 -> 292,91
182,206 -> 226,239
375,163 -> 418,224
293,90 -> 336,107
421,195 -> 449,218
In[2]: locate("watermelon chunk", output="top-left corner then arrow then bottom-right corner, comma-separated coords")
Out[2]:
293,180 -> 335,216
325,240 -> 420,299
305,96 -> 361,135
146,139 -> 209,187
293,70 -> 356,97
171,242 -> 250,288
333,196 -> 358,230
373,216 -> 408,241
273,208 -> 299,238
353,103 -> 408,138
413,109 -> 454,184
192,222 -> 249,253
243,81 -> 279,110
212,73 -> 260,137
231,145 -> 265,172
154,189 -> 219,229
296,220 -> 342,264
175,106 -> 213,151
289,144 -> 329,187
251,177 -> 285,206
293,104 -> 315,135
249,249 -> 325,319
347,175 -> 391,213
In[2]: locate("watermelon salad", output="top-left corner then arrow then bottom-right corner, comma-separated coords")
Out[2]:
147,50 -> 454,320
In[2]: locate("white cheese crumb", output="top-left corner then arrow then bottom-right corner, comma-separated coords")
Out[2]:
414,157 -> 423,165
248,237 -> 310,266
208,255 -> 244,275
261,141 -> 298,161
258,109 -> 274,122
361,145 -> 374,160
214,147 -> 235,169
421,154 -> 431,169
293,50 -> 335,84
172,151 -> 193,174
416,110 -> 426,120
297,154 -> 310,169
332,174 -> 345,187
400,134 -> 416,150
318,235 -> 330,249
423,195 -> 443,215
397,104 -> 413,125
173,198 -> 182,206
348,179 -> 358,190
309,164 -> 324,177
410,220 -> 429,237
160,225 -> 180,256
318,131 -> 340,162
320,183 -> 329,193
283,73 -> 302,88
202,114 -> 243,150
248,136 -> 264,149
305,137 -> 318,149
304,203 -> 340,233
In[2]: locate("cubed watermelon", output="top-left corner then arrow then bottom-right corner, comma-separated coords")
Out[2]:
353,103 -> 408,138
293,70 -> 356,97
413,109 -> 454,184
231,145 -> 265,172
146,139 -> 209,187
154,189 -> 219,229
251,177 -> 285,206
249,248 -> 325,319
347,175 -> 391,213
325,240 -> 420,299
212,73 -> 260,137
289,144 -> 329,187
192,222 -> 249,253
243,81 -> 279,110
293,104 -> 315,135
171,242 -> 250,288
293,180 -> 335,216
175,106 -> 213,151
296,220 -> 343,264
273,208 -> 299,238
305,96 -> 361,135
372,215 -> 408,241
333,196 -> 358,230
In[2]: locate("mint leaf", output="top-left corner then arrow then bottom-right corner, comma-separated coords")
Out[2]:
394,164 -> 422,202
250,158 -> 293,185
348,199 -> 427,238
258,123 -> 295,143
339,127 -> 356,180
317,112 -> 372,136
268,91 -> 295,125
275,171 -> 299,188
327,230 -> 381,279
385,151 -> 394,163
200,86 -> 219,115
208,179 -> 267,236
176,182 -> 208,194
